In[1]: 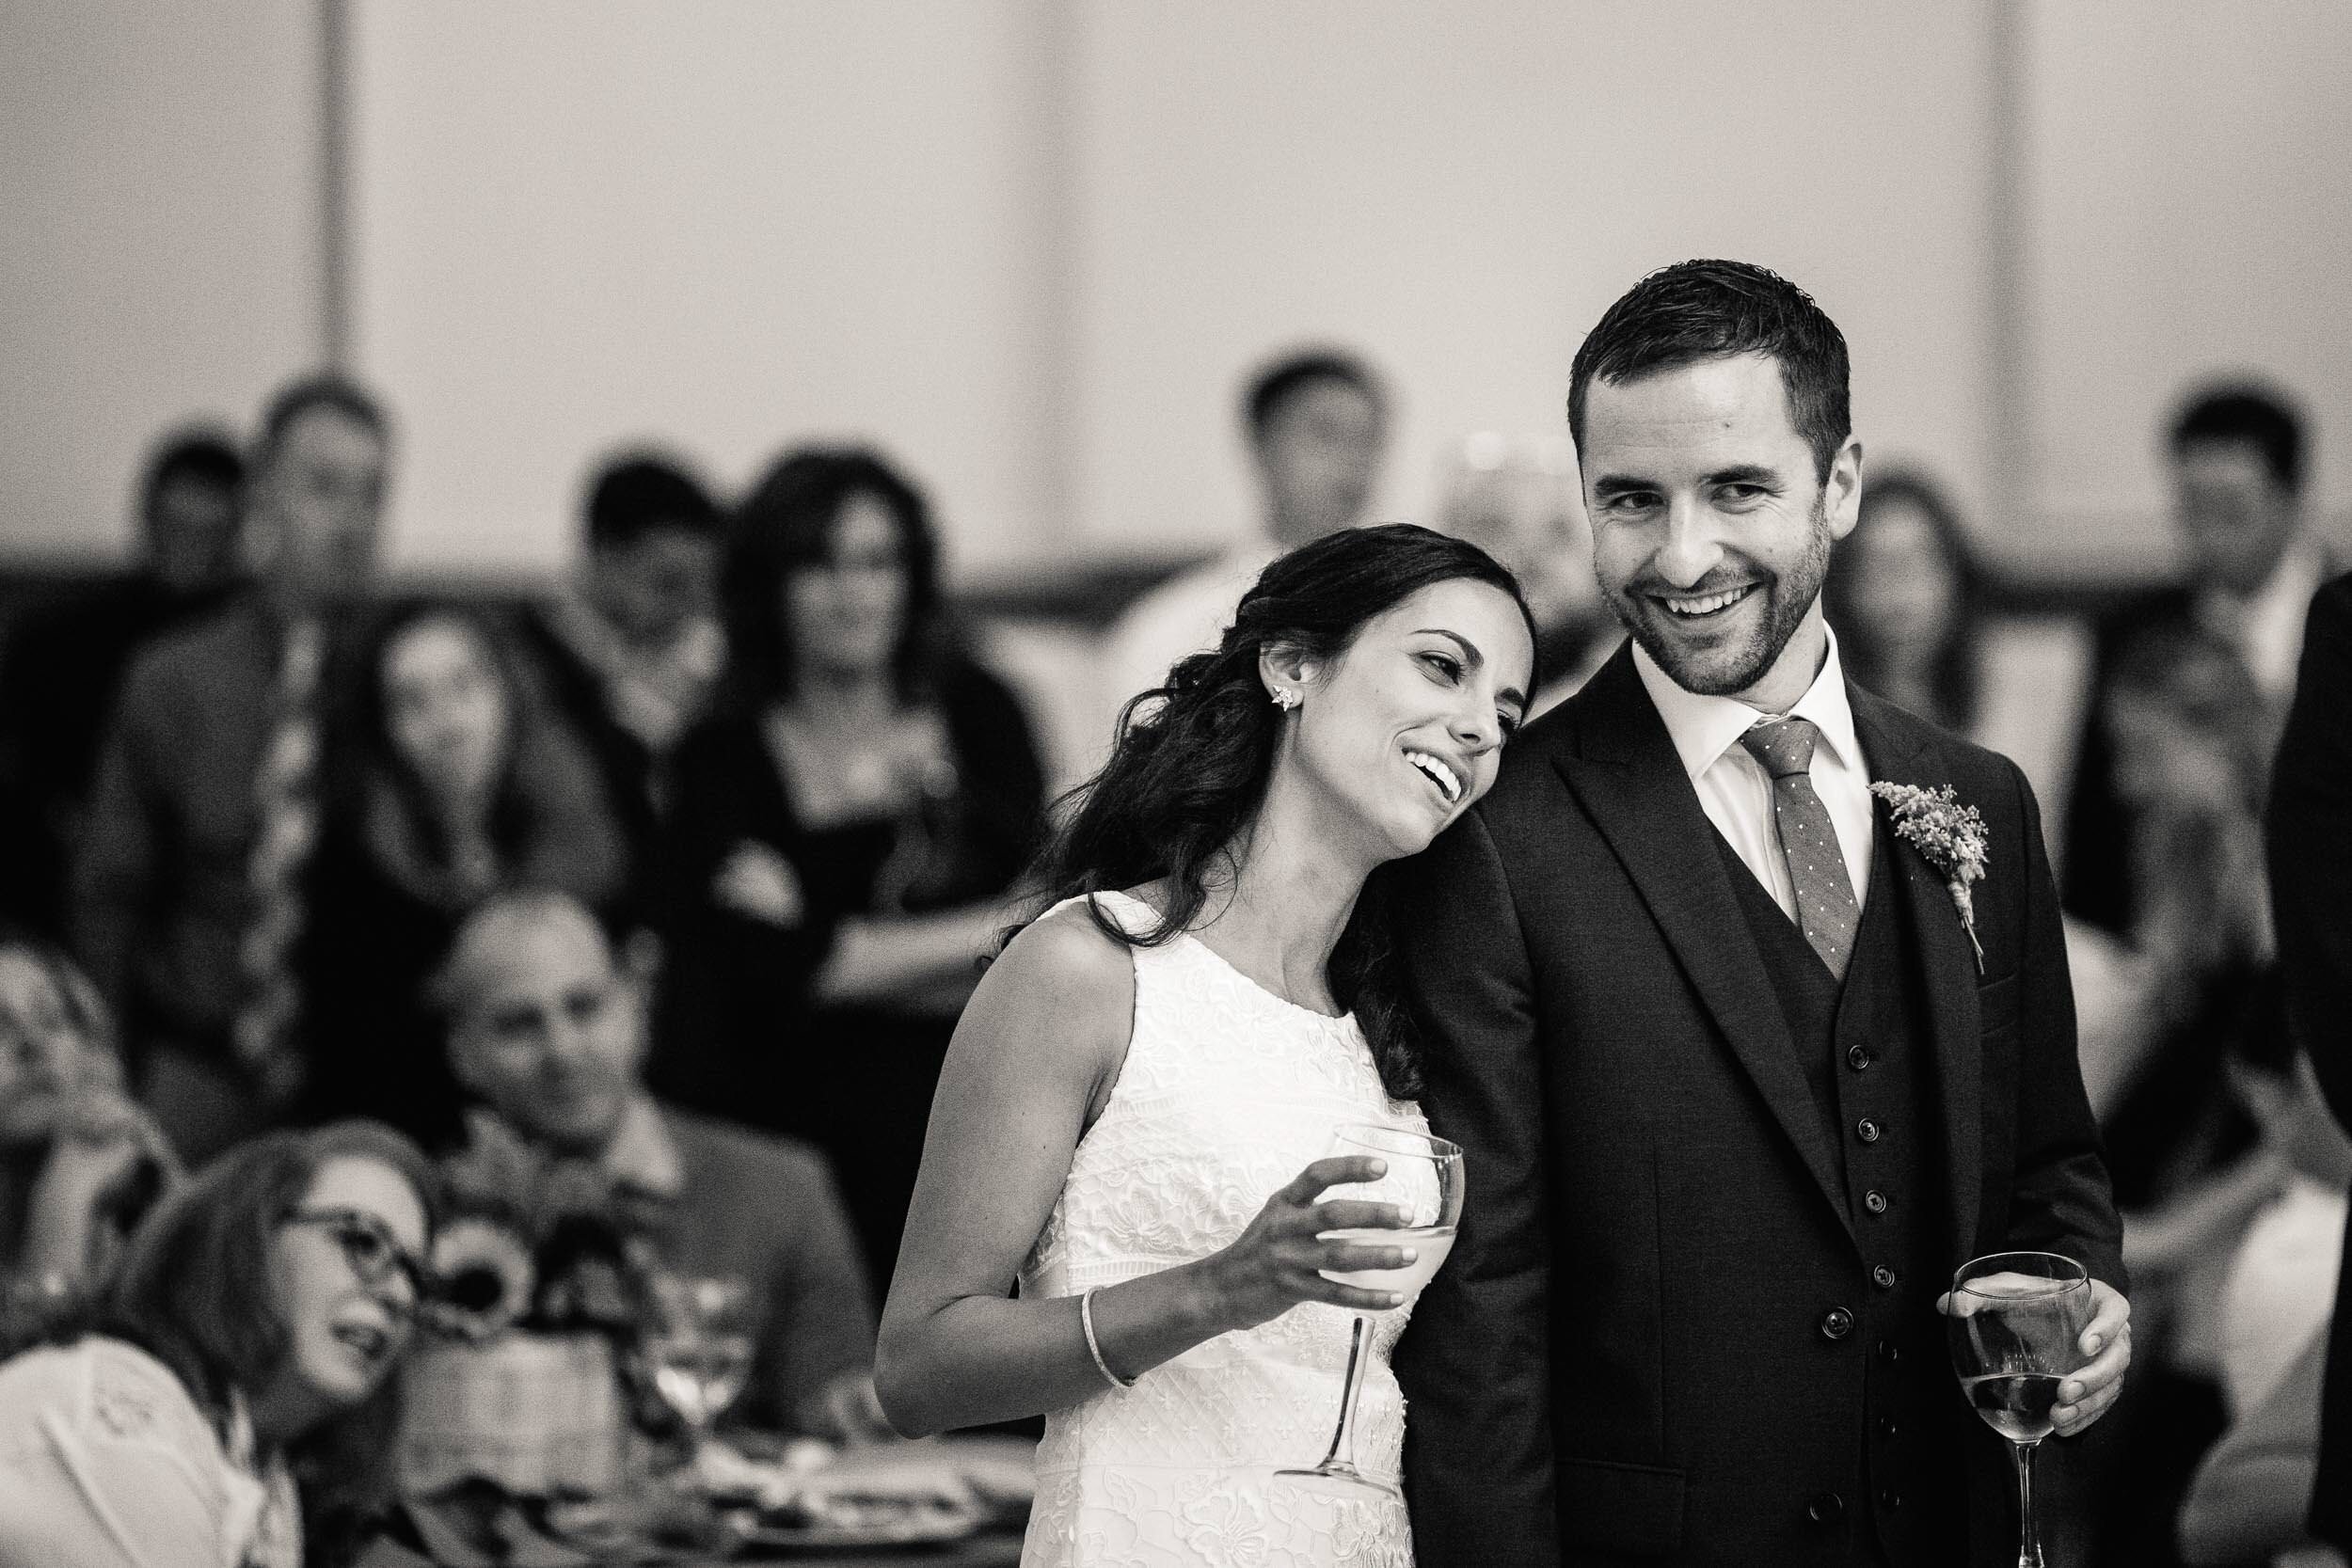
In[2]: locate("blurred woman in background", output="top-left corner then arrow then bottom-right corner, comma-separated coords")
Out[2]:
656,446 -> 1045,1293
0,932 -> 176,1318
0,1120 -> 437,1568
304,603 -> 626,1148
1821,468 -> 1989,734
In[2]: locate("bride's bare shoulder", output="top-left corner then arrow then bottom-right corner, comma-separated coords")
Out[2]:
971,895 -> 1139,1031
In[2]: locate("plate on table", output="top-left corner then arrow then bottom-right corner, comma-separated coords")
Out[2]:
732,1502 -> 984,1553
718,1435 -> 1029,1554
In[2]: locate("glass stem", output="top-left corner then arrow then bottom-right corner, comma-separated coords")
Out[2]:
2012,1438 -> 2042,1568
1312,1315 -> 1374,1472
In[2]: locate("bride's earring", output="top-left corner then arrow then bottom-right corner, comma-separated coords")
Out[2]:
1270,687 -> 1302,711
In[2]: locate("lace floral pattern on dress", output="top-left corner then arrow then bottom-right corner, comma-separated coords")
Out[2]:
1018,892 -> 1422,1568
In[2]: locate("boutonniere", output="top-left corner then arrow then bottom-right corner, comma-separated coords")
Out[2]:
1869,782 -> 1989,972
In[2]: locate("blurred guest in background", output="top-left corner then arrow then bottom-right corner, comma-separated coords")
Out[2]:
2265,567 -> 2352,1557
512,451 -> 726,905
2174,1045 -> 2352,1568
1434,431 -> 1611,713
655,445 -> 1045,1292
1097,346 -> 1390,747
438,889 -> 882,1438
2094,616 -> 2292,1568
303,603 -> 625,1149
0,1120 -> 437,1568
0,430 -> 246,938
72,377 -> 392,1164
0,932 -> 176,1316
1822,467 -> 1990,735
2216,1048 -> 2350,1429
2064,383 -> 2325,936
2094,622 -> 2278,1211
2179,1325 -> 2346,1568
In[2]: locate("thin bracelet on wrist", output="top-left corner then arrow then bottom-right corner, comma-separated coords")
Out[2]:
1079,1287 -> 1136,1389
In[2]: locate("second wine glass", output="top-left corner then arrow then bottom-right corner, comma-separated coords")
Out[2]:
1275,1121 -> 1464,1499
644,1273 -> 756,1469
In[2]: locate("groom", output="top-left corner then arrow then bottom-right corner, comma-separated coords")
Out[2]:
1391,261 -> 2129,1565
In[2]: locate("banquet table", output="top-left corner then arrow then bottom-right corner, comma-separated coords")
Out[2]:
357,1527 -> 1024,1568
360,1433 -> 1033,1568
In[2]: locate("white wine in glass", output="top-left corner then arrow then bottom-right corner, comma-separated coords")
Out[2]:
1947,1251 -> 2093,1568
1277,1122 -> 1464,1499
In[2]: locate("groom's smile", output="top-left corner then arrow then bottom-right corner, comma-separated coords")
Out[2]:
1654,579 -> 1759,620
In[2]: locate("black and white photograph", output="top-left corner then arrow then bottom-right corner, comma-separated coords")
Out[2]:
3,4 -> 2350,1566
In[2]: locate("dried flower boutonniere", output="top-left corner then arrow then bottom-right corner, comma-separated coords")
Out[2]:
1869,781 -> 1989,972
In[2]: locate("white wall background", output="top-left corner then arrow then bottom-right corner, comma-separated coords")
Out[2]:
2026,0 -> 2352,570
350,0 -> 1064,576
1071,2 -> 1998,559
6,1 -> 2349,579
0,0 -> 318,558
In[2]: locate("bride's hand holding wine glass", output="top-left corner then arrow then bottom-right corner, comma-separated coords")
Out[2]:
1197,1156 -> 1422,1332
1275,1124 -> 1463,1499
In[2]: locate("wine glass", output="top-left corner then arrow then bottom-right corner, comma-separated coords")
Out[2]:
1276,1122 -> 1464,1499
1947,1251 -> 2093,1568
644,1274 -> 756,1467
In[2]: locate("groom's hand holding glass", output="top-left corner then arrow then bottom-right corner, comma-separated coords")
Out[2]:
1936,1272 -> 2132,1435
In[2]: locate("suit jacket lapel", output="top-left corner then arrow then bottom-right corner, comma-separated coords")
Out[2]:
1850,689 -> 1984,1259
1554,650 -> 1854,1241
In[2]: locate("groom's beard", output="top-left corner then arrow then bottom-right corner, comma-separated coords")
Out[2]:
1603,496 -> 1834,698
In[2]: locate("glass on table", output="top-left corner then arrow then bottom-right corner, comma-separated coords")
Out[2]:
644,1273 -> 757,1465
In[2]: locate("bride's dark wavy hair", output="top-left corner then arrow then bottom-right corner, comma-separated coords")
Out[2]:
1028,523 -> 1535,1100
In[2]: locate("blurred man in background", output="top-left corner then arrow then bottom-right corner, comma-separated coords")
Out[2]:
0,430 -> 246,937
437,888 -> 882,1438
2063,383 -> 2326,935
2067,382 -> 2328,1567
513,451 -> 725,905
72,375 -> 391,1163
1095,346 -> 1389,746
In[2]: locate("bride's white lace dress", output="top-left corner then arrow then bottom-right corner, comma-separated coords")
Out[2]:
1019,891 -> 1424,1567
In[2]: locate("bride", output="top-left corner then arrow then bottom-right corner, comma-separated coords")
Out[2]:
878,524 -> 1535,1564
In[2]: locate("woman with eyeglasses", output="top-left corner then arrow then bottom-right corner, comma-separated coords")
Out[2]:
0,1120 -> 438,1568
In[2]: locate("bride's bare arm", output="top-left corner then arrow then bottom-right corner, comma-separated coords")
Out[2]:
875,905 -> 1413,1437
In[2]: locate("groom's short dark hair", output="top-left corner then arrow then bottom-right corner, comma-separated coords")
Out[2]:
1567,260 -> 1851,483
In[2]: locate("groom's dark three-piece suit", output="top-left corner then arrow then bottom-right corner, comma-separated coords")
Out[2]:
1392,643 -> 2125,1567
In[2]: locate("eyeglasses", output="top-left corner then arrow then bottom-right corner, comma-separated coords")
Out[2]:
281,1206 -> 433,1297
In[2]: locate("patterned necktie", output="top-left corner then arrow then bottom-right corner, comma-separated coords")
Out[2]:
232,619 -> 324,1103
1740,716 -> 1860,980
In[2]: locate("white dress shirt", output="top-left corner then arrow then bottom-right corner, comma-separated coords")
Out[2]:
2197,531 -> 2328,706
1632,627 -> 1876,921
